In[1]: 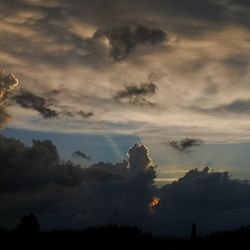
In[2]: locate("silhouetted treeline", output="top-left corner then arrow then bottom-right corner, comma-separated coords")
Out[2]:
0,226 -> 187,249
1,215 -> 250,249
2,226 -> 250,249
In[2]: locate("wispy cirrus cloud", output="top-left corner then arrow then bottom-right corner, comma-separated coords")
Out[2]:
0,0 -> 250,143
194,100 -> 250,115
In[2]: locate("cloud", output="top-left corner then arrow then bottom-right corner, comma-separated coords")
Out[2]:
165,138 -> 203,152
0,136 -> 156,230
13,90 -> 94,120
77,110 -> 94,118
191,99 -> 250,118
59,109 -> 94,119
0,1 -> 249,142
114,81 -> 157,106
0,106 -> 11,128
1,135 -> 250,235
156,167 -> 250,235
0,70 -> 18,100
211,100 -> 250,114
72,151 -> 91,161
127,143 -> 155,172
13,90 -> 58,118
94,25 -> 167,60
0,70 -> 19,128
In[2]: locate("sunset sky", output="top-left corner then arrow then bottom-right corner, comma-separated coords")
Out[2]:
1,0 -> 250,235
1,0 -> 250,179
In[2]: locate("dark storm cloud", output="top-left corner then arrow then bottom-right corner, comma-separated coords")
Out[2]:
72,151 -> 91,161
0,137 -> 156,230
165,138 -> 203,152
1,135 -> 250,235
115,81 -> 157,106
94,25 -> 167,60
13,90 -> 58,118
156,167 -> 250,235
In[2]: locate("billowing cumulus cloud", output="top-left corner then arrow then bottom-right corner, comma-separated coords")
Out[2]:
0,70 -> 18,128
0,138 -> 156,230
115,82 -> 157,106
94,25 -> 167,60
0,70 -> 18,100
1,136 -> 250,235
156,167 -> 250,235
72,150 -> 91,161
165,138 -> 203,153
128,143 -> 155,171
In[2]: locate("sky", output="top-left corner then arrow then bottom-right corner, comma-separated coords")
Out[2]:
1,0 -> 250,236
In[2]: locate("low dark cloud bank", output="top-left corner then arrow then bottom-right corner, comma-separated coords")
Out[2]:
1,135 -> 250,235
94,25 -> 167,60
166,138 -> 203,153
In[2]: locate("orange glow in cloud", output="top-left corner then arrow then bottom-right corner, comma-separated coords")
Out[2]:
149,197 -> 160,213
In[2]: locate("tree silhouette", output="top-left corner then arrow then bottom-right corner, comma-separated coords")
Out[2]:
16,213 -> 40,233
191,222 -> 197,242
